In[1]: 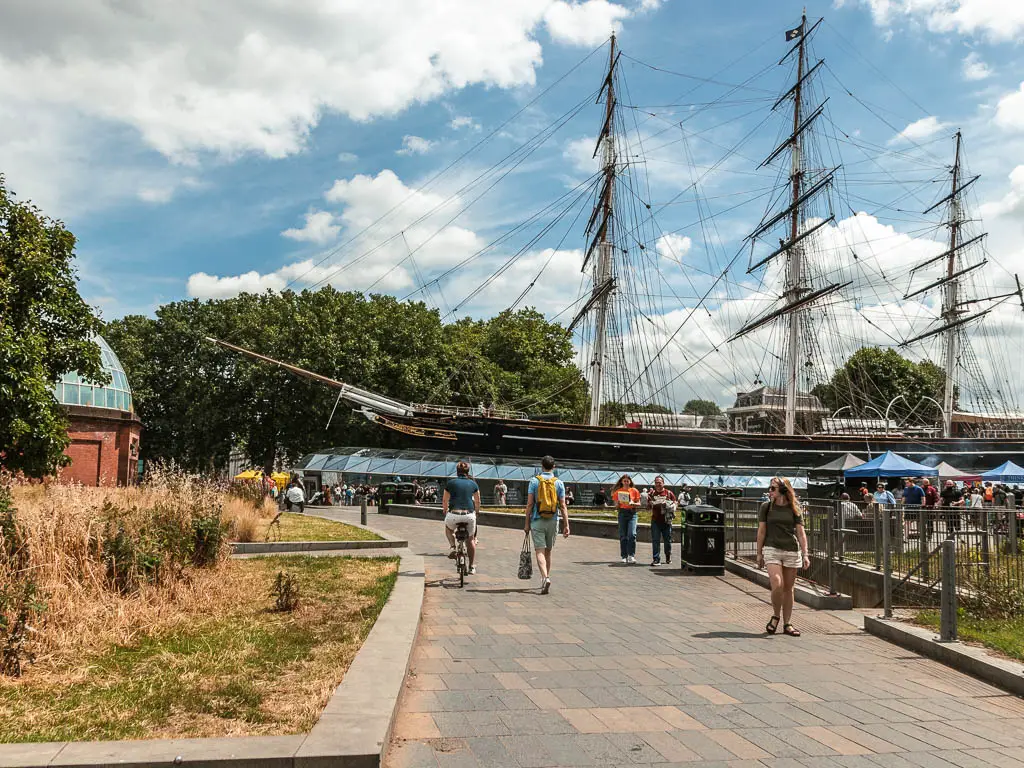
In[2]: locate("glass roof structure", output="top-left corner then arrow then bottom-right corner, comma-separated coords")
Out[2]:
52,336 -> 134,413
293,447 -> 806,488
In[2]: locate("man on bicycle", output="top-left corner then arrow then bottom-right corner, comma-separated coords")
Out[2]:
443,461 -> 481,575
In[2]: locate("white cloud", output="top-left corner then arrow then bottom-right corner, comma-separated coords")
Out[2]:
638,0 -> 663,9
190,168 -> 484,299
961,52 -> 991,81
450,115 -> 480,131
396,135 -> 434,156
853,0 -> 1024,42
138,186 -> 175,204
544,1 -> 630,46
995,83 -> 1024,132
0,0 -> 632,211
656,234 -> 693,261
889,116 -> 947,145
282,210 -> 341,244
980,165 -> 1024,220
337,152 -> 358,163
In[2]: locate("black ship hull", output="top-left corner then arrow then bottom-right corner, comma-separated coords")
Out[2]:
379,413 -> 1024,475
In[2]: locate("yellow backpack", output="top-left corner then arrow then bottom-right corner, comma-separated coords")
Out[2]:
535,475 -> 559,517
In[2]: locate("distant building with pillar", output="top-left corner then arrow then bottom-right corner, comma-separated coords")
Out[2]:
51,336 -> 141,486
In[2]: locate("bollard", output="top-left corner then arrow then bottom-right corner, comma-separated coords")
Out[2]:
825,504 -> 836,595
881,506 -> 892,618
919,506 -> 929,581
940,539 -> 957,642
360,495 -> 368,526
1010,507 -> 1019,556
981,526 -> 990,578
732,504 -> 738,560
873,508 -> 882,571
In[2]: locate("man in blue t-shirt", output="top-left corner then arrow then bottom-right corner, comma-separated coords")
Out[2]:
523,455 -> 570,595
443,461 -> 481,574
902,478 -> 925,506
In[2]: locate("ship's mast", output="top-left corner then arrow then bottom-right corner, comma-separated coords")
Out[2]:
587,35 -> 617,426
783,12 -> 807,436
940,132 -> 963,438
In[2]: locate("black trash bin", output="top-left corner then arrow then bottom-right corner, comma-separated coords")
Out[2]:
395,482 -> 417,506
682,505 -> 725,575
377,482 -> 398,514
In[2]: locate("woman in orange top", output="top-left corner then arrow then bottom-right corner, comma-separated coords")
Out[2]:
611,474 -> 642,563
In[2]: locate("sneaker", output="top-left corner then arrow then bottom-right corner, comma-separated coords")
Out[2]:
665,558 -> 671,565
627,555 -> 636,564
469,565 -> 477,575
651,560 -> 660,567
621,557 -> 627,563
541,578 -> 551,594
448,547 -> 456,559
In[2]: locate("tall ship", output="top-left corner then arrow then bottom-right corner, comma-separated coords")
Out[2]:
214,15 -> 1024,474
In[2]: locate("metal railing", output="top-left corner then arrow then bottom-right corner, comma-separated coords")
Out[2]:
411,403 -> 527,420
723,497 -> 1023,620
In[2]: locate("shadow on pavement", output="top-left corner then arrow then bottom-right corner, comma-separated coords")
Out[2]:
691,631 -> 771,639
573,561 -> 633,567
465,587 -> 537,594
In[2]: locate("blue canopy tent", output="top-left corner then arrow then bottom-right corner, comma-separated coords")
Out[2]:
981,460 -> 1024,483
843,451 -> 939,478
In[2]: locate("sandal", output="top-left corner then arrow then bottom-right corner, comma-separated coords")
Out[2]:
783,624 -> 801,637
765,615 -> 780,634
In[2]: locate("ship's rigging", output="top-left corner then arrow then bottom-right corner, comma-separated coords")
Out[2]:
213,15 -> 1024,440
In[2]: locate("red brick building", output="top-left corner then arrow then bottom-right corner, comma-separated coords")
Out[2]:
52,336 -> 141,486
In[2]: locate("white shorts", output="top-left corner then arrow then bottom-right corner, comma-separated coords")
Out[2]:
445,511 -> 477,537
763,546 -> 803,569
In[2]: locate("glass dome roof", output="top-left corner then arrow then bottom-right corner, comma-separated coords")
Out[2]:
52,336 -> 133,413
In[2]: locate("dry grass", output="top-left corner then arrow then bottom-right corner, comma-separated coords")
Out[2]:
0,555 -> 398,742
1,469 -> 270,667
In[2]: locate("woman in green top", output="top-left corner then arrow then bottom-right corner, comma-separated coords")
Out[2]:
756,477 -> 810,636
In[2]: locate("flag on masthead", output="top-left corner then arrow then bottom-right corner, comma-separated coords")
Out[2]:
785,26 -> 803,41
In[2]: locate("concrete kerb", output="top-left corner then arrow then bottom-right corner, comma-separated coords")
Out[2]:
724,554 -> 854,610
864,615 -> 1024,698
0,550 -> 426,768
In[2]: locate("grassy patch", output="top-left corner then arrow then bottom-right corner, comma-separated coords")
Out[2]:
0,555 -> 397,742
914,610 -> 1024,662
270,513 -> 382,542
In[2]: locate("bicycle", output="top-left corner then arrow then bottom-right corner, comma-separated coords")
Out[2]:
453,522 -> 470,587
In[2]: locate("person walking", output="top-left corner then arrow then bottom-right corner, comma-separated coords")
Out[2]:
922,477 -> 939,538
611,474 -> 641,563
900,478 -> 924,538
648,475 -> 677,566
941,480 -> 964,535
443,461 -> 481,574
494,479 -> 508,506
523,455 -> 570,594
757,477 -> 810,636
593,487 -> 608,507
285,481 -> 305,514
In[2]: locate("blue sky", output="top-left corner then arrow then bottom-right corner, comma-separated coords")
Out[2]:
4,0 -> 1024,408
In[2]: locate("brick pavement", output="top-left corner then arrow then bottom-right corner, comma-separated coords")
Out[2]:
317,507 -> 1024,768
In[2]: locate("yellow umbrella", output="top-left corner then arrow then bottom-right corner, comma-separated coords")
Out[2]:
271,472 -> 290,490
233,469 -> 262,480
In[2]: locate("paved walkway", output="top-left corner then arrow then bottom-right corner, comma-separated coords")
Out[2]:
318,507 -> 1024,768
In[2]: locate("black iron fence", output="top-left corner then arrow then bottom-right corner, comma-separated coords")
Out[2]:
723,497 -> 1023,618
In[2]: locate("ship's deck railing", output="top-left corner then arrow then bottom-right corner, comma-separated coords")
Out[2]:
412,403 -> 527,420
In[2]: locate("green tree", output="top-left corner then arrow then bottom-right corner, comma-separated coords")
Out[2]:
682,399 -> 721,416
107,294 -> 589,473
599,401 -> 673,426
812,347 -> 950,424
0,176 -> 106,478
